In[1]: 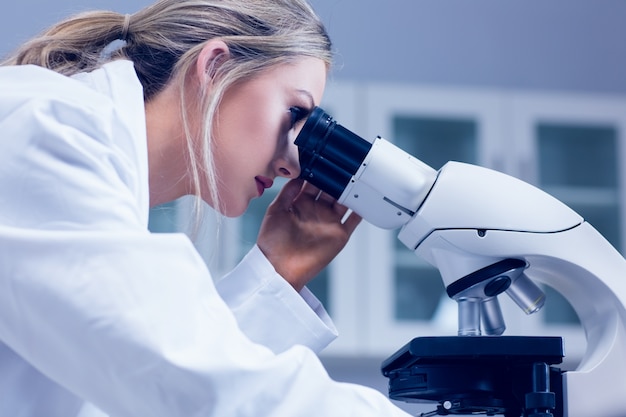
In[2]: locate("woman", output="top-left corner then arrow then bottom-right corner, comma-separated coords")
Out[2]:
0,0 -> 411,416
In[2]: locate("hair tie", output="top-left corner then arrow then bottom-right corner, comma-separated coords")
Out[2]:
98,13 -> 132,63
121,14 -> 131,40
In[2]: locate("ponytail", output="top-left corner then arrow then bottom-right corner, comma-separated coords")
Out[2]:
2,11 -> 131,74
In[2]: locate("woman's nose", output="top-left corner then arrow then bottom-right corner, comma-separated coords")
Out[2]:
274,141 -> 301,179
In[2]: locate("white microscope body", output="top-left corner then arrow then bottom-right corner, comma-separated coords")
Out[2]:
396,161 -> 626,417
296,107 -> 626,417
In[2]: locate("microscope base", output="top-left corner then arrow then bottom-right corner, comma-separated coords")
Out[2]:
381,336 -> 564,416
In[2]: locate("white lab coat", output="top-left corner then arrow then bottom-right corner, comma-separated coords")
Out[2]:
0,60 -> 410,417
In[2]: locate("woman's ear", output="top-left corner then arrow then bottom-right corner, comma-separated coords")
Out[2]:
196,39 -> 230,85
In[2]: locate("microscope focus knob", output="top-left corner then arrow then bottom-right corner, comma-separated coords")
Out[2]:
525,362 -> 556,417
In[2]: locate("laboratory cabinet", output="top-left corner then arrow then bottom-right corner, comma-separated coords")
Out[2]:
148,81 -> 626,365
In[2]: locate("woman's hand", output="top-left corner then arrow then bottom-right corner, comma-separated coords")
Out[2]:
257,178 -> 362,292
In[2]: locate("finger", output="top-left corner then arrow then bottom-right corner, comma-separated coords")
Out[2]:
300,181 -> 323,198
341,210 -> 363,233
271,178 -> 305,210
316,191 -> 337,205
332,201 -> 350,218
301,182 -> 339,207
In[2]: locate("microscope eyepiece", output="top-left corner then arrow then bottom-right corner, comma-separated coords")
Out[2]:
295,107 -> 372,199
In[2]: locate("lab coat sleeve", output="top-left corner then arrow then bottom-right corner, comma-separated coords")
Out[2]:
0,229 -> 412,417
0,72 -> 411,417
215,244 -> 338,354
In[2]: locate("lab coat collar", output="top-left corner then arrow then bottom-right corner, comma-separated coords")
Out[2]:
72,60 -> 150,224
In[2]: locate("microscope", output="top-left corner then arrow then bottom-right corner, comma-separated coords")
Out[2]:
295,107 -> 626,417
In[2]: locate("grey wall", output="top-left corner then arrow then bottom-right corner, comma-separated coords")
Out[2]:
2,1 -> 625,94
308,0 -> 626,94
0,0 -> 142,55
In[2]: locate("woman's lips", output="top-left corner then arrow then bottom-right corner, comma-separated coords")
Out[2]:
255,176 -> 274,197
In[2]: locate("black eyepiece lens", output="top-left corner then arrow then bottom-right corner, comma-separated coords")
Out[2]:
294,107 -> 372,199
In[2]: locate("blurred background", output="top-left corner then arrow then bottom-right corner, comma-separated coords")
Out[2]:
2,1 -> 625,414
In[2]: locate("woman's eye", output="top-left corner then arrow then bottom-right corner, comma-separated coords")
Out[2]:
289,106 -> 308,129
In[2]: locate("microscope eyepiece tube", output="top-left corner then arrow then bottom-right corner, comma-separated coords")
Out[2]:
295,107 -> 372,199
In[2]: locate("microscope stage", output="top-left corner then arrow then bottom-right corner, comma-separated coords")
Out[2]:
382,336 -> 564,416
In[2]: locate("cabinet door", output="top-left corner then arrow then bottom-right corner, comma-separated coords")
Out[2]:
508,92 -> 626,366
363,84 -> 506,354
510,92 -> 626,252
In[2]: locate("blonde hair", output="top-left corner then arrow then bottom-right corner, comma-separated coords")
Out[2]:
2,0 -> 332,218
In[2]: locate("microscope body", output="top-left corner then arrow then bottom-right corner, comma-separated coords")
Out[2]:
397,161 -> 626,417
295,107 -> 626,416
